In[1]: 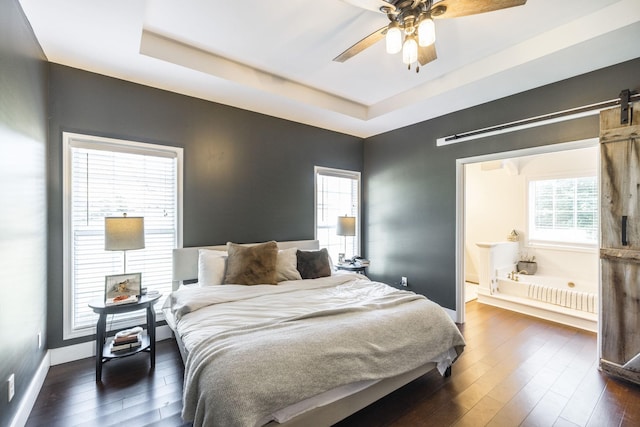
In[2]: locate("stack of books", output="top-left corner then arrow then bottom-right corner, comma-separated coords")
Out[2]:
111,328 -> 143,353
105,294 -> 138,306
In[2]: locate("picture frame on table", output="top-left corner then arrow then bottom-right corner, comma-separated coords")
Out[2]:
105,272 -> 141,305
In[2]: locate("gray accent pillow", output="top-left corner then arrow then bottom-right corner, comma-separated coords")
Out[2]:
224,241 -> 278,285
296,248 -> 332,279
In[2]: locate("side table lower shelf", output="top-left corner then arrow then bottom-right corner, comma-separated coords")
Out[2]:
88,293 -> 161,382
102,334 -> 151,359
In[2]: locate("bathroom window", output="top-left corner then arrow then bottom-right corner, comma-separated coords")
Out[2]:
528,175 -> 598,247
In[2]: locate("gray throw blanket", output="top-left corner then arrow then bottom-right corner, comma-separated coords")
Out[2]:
178,279 -> 465,426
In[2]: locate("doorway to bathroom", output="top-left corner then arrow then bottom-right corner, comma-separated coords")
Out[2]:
455,138 -> 599,328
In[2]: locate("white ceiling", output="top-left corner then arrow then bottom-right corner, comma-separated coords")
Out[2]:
19,0 -> 640,138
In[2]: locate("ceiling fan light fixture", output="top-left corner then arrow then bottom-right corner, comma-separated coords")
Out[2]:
417,17 -> 435,46
335,0 -> 528,72
386,23 -> 402,54
402,35 -> 418,65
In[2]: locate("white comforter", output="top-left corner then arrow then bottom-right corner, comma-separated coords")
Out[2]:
168,273 -> 465,427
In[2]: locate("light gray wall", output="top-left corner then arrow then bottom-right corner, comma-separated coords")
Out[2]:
0,0 -> 48,424
363,57 -> 640,310
47,64 -> 363,348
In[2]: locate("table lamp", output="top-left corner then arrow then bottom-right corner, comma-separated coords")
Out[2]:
105,213 -> 145,274
336,215 -> 356,261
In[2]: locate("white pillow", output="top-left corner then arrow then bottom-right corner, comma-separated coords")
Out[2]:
276,247 -> 302,282
198,249 -> 228,286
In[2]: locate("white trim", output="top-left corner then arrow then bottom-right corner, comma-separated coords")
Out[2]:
477,291 -> 597,332
442,307 -> 457,324
525,241 -> 598,254
62,132 -> 183,340
9,328 -> 175,427
50,325 -> 173,365
455,157 -> 465,324
526,173 -> 598,248
9,352 -> 50,427
455,138 -> 599,326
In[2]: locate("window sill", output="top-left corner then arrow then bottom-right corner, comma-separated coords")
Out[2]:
527,241 -> 598,254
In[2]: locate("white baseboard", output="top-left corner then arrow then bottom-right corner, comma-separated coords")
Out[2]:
50,325 -> 173,365
10,351 -> 50,427
10,326 -> 174,426
477,292 -> 597,332
443,307 -> 457,323
465,274 -> 479,284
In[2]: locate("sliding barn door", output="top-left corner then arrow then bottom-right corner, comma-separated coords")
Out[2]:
599,105 -> 640,385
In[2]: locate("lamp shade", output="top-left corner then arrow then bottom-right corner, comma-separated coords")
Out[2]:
336,216 -> 356,237
105,216 -> 145,251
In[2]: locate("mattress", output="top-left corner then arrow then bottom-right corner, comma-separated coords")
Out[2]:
164,273 -> 465,426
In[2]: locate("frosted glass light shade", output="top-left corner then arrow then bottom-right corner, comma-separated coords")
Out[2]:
386,25 -> 402,54
402,37 -> 418,64
105,216 -> 145,250
418,18 -> 435,46
336,216 -> 356,236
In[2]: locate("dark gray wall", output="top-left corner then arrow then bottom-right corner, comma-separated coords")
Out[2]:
47,64 -> 363,348
0,0 -> 48,425
363,58 -> 640,310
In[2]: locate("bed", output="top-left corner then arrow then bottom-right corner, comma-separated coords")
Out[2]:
164,240 -> 465,427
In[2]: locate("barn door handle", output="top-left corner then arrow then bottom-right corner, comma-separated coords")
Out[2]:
622,215 -> 628,246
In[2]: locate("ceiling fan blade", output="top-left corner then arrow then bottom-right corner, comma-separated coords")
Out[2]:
340,0 -> 396,13
431,0 -> 526,19
333,26 -> 387,63
418,43 -> 437,66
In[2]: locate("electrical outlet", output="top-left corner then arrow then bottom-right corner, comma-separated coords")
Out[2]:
37,332 -> 42,349
401,276 -> 408,287
8,374 -> 15,402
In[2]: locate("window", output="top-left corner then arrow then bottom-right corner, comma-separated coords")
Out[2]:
63,133 -> 182,339
528,175 -> 597,247
315,167 -> 360,263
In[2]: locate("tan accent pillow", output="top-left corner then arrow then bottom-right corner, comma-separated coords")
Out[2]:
224,241 -> 279,285
276,248 -> 303,282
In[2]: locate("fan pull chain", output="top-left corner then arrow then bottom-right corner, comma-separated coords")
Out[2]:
407,64 -> 421,73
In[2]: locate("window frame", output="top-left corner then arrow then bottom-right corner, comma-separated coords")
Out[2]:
314,166 -> 361,263
526,170 -> 598,251
62,132 -> 183,340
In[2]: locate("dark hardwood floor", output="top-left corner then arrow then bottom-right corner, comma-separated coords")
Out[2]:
26,340 -> 189,427
27,301 -> 640,426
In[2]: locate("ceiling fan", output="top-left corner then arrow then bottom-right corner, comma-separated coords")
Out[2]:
335,0 -> 527,72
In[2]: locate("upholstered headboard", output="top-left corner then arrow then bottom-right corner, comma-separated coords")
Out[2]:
171,240 -> 320,289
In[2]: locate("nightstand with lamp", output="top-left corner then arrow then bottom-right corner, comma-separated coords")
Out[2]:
336,215 -> 369,274
89,213 -> 161,382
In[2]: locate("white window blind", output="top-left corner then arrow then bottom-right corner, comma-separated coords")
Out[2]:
528,176 -> 598,246
64,133 -> 182,338
315,167 -> 360,262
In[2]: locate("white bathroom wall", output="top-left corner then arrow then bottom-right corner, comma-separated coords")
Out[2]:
465,146 -> 598,289
465,161 -> 523,283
